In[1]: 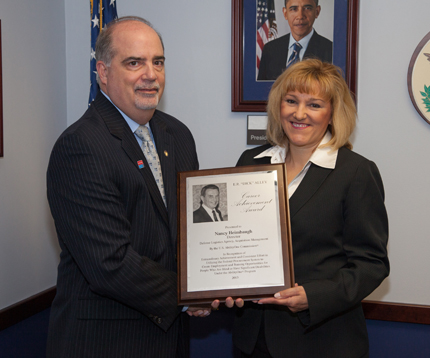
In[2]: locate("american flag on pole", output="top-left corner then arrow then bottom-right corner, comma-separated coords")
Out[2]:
89,0 -> 118,105
256,0 -> 277,75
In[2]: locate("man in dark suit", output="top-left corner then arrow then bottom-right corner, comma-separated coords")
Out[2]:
258,0 -> 332,80
193,184 -> 223,223
46,16 -> 209,358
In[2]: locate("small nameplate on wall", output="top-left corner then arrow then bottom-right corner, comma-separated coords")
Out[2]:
247,116 -> 268,145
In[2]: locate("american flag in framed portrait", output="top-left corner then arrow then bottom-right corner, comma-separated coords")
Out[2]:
256,0 -> 277,74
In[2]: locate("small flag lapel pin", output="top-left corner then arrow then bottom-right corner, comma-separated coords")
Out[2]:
137,160 -> 144,169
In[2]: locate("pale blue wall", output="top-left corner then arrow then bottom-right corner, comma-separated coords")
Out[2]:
0,0 -> 65,310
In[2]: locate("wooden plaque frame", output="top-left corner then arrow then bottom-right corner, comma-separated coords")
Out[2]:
177,164 -> 294,305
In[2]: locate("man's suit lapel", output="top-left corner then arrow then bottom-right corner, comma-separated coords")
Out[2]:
198,207 -> 213,222
93,93 -> 169,226
288,164 -> 332,218
304,31 -> 321,59
280,34 -> 291,69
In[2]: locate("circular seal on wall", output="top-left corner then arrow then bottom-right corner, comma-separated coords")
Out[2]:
408,31 -> 430,125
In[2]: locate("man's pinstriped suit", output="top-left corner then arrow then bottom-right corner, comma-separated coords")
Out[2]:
46,92 -> 198,357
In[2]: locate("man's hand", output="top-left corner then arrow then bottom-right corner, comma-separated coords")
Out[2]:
186,305 -> 211,317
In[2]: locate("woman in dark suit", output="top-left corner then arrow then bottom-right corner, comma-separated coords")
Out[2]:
230,59 -> 389,358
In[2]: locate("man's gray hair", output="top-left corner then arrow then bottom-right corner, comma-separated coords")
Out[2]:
95,16 -> 164,84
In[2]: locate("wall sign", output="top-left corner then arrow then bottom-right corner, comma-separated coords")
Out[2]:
408,31 -> 430,125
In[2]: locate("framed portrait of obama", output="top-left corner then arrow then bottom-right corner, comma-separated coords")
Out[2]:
232,0 -> 359,112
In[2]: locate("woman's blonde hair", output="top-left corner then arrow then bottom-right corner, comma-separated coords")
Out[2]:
266,59 -> 356,150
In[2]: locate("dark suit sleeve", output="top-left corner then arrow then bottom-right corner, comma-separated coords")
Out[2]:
257,35 -> 289,81
257,49 -> 269,81
193,207 -> 212,223
302,159 -> 389,327
47,132 -> 181,331
236,151 -> 249,167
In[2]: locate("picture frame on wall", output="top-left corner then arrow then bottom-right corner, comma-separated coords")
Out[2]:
231,0 -> 359,112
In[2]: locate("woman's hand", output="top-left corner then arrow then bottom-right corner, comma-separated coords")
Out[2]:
225,297 -> 244,308
257,284 -> 308,313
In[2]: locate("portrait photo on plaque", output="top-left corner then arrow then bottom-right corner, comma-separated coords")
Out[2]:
192,183 -> 228,224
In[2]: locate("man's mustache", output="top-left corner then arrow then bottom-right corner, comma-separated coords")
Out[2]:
135,82 -> 160,91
